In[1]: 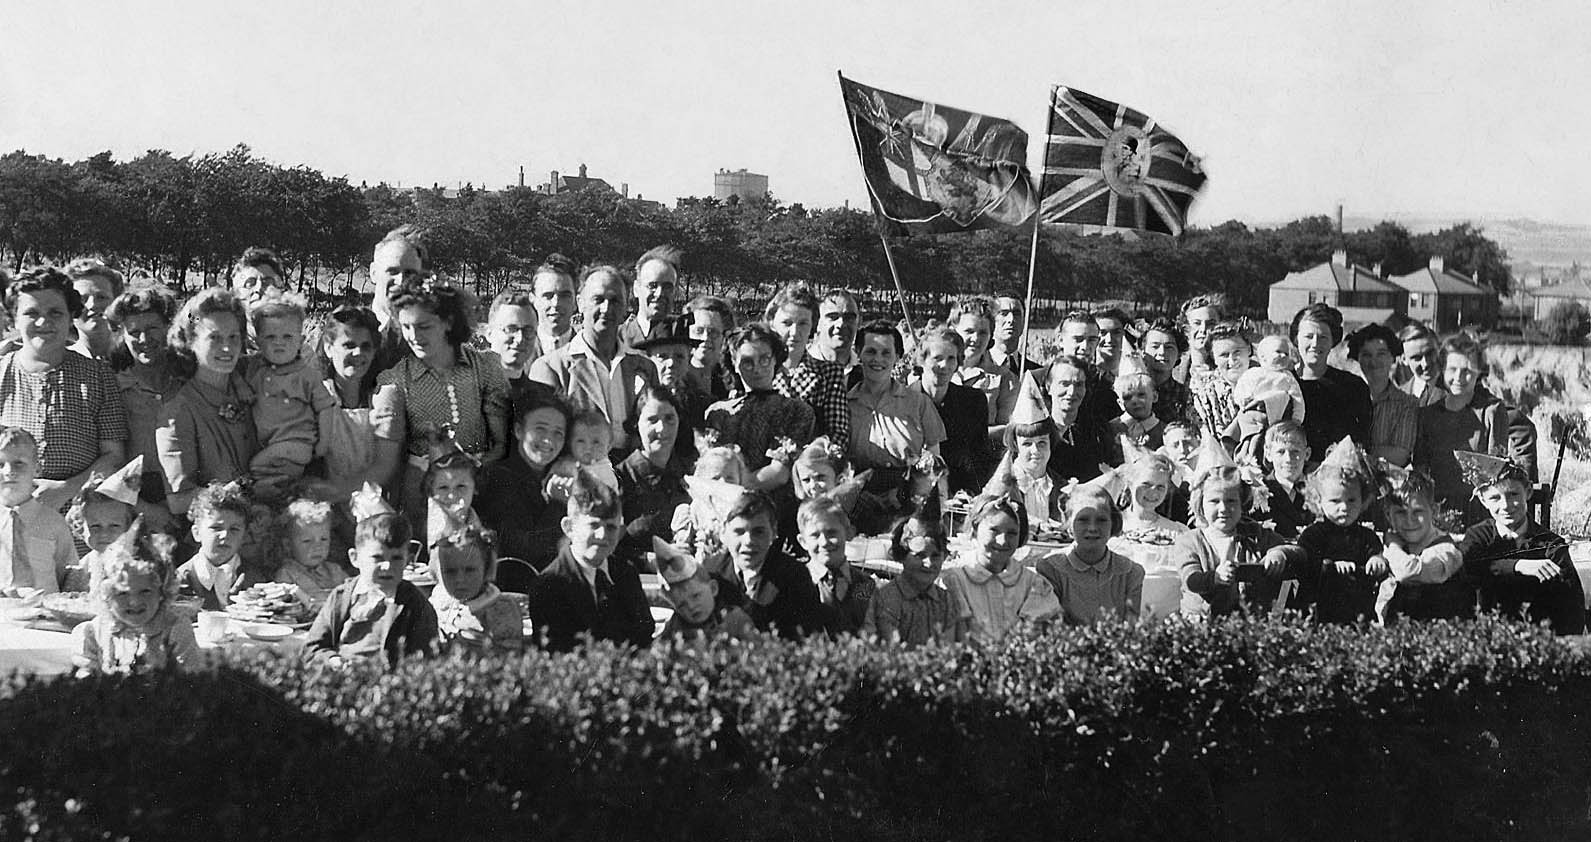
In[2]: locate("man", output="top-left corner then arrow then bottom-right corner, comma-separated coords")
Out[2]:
988,292 -> 1039,376
807,290 -> 861,380
528,265 -> 658,451
618,245 -> 680,350
486,288 -> 539,391
1055,310 -> 1120,430
230,246 -> 288,305
531,254 -> 577,358
367,225 -> 428,375
1092,307 -> 1133,376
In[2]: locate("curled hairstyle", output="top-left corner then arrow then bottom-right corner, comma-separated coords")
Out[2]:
5,267 -> 83,319
106,285 -> 179,328
1290,303 -> 1345,347
232,246 -> 285,285
189,481 -> 252,526
66,257 -> 126,298
916,326 -> 964,362
726,322 -> 788,371
279,498 -> 337,566
92,520 -> 180,616
432,525 -> 500,585
947,295 -> 995,332
167,287 -> 248,376
1347,322 -> 1403,359
315,304 -> 381,380
764,281 -> 820,324
1180,293 -> 1226,319
964,491 -> 1030,545
855,318 -> 904,356
1142,317 -> 1188,354
387,277 -> 478,347
889,504 -> 949,564
1189,466 -> 1251,527
1202,320 -> 1253,361
1303,462 -> 1377,518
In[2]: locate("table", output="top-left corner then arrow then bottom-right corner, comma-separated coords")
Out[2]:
0,612 -> 307,678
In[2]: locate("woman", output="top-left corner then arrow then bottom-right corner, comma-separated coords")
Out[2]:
1414,333 -> 1512,525
155,288 -> 256,516
314,305 -> 390,499
914,327 -> 990,494
616,385 -> 691,567
106,286 -> 182,528
1292,303 -> 1371,461
764,283 -> 849,448
477,389 -> 573,570
0,268 -> 129,512
1348,323 -> 1419,467
1187,321 -> 1252,446
848,320 -> 946,523
704,323 -> 815,491
373,278 -> 510,527
947,296 -> 1018,428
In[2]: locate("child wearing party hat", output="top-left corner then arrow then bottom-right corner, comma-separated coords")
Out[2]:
1297,437 -> 1389,624
63,455 -> 144,592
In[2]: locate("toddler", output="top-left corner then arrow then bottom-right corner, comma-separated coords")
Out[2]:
1376,465 -> 1470,623
1234,334 -> 1306,426
655,538 -> 754,644
864,497 -> 965,645
424,441 -> 485,548
1260,420 -> 1312,539
246,294 -> 336,498
1457,451 -> 1585,634
940,492 -> 1061,643
798,496 -> 875,636
547,409 -> 619,496
1037,486 -> 1144,625
671,444 -> 749,560
63,457 -> 141,592
72,521 -> 199,674
1108,372 -> 1163,453
0,426 -> 77,596
305,511 -> 439,666
1175,463 -> 1303,619
1297,437 -> 1387,624
273,498 -> 351,609
429,526 -> 523,650
176,481 -> 253,610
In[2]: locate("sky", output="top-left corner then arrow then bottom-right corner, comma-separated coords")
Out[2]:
2,0 -> 1587,228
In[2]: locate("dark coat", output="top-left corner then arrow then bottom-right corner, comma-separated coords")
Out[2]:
722,549 -> 824,640
526,548 -> 654,652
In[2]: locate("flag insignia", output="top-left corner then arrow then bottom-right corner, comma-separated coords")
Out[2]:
1039,86 -> 1206,236
840,74 -> 1037,234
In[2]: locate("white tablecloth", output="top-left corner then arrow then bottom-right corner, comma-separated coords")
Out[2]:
0,622 -> 78,677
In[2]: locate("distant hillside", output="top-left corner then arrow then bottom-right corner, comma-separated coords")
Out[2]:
1339,214 -> 1591,270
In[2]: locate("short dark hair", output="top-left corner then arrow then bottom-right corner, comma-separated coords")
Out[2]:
1203,321 -> 1252,360
1290,303 -> 1345,346
6,267 -> 83,319
387,277 -> 477,347
727,322 -> 788,367
567,473 -> 623,520
355,511 -> 413,551
1092,306 -> 1132,327
232,247 -> 284,286
1347,322 -> 1403,359
855,318 -> 904,356
723,490 -> 777,526
66,258 -> 125,297
1141,317 -> 1188,354
764,281 -> 820,324
107,285 -> 179,328
511,385 -> 573,431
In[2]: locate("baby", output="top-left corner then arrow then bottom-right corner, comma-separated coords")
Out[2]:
1234,334 -> 1306,426
273,498 -> 351,609
655,538 -> 754,644
547,409 -> 619,496
246,294 -> 337,500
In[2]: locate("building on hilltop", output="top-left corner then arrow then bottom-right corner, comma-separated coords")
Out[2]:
1267,250 -> 1408,326
539,163 -> 625,197
1386,256 -> 1500,332
714,168 -> 769,203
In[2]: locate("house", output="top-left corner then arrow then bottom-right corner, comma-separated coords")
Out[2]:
1386,256 -> 1500,331
1525,277 -> 1591,321
540,164 -> 616,196
1267,250 -> 1407,326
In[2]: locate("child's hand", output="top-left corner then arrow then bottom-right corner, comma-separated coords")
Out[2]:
1516,559 -> 1561,582
1260,549 -> 1289,575
1332,560 -> 1358,576
1366,556 -> 1389,577
1215,558 -> 1236,584
546,475 -> 574,502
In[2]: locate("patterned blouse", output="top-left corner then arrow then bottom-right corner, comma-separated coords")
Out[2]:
375,346 -> 510,460
0,351 -> 129,481
775,355 -> 850,450
704,390 -> 815,471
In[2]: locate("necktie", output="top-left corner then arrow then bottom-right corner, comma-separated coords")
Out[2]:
594,568 -> 613,614
7,508 -> 29,590
827,571 -> 848,604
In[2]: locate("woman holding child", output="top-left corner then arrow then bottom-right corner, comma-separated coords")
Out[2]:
0,268 -> 129,512
848,320 -> 946,516
155,287 -> 256,516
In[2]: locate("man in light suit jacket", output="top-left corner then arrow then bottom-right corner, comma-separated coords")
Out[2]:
528,265 -> 658,453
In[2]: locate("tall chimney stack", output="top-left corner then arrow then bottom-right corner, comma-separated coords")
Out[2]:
622,182 -> 629,199
519,166 -> 525,188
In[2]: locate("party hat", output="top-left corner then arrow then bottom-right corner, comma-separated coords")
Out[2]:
1008,390 -> 1051,426
1454,450 -> 1527,491
89,455 -> 144,506
1376,459 -> 1435,504
652,536 -> 700,586
824,468 -> 873,513
1194,434 -> 1236,474
683,474 -> 748,522
349,481 -> 396,521
1316,436 -> 1375,480
981,451 -> 1020,498
1115,352 -> 1152,379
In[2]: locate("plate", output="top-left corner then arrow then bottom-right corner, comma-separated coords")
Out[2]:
40,592 -> 95,627
242,623 -> 294,642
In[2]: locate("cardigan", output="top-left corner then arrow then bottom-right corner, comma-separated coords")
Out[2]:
1176,520 -> 1306,619
303,579 -> 439,666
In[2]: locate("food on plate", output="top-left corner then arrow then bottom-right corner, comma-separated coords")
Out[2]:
227,582 -> 312,627
1121,527 -> 1178,546
40,592 -> 96,626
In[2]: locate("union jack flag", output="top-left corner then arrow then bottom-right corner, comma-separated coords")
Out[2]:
1039,86 -> 1206,236
839,73 -> 1037,235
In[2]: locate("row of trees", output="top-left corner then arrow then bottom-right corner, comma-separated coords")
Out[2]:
0,146 -> 1513,314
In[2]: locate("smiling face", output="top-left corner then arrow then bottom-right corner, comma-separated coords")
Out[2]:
120,312 -> 169,368
1479,478 -> 1529,532
190,312 -> 244,376
918,336 -> 960,393
532,270 -> 575,337
81,498 -> 133,554
953,313 -> 992,365
768,303 -> 813,356
721,511 -> 774,572
898,521 -> 946,589
1130,469 -> 1170,513
515,407 -> 567,469
816,297 -> 860,353
72,277 -> 116,357
1442,350 -> 1481,401
733,338 -> 778,392
322,321 -> 375,381
1318,476 -> 1364,526
397,304 -> 451,365
290,518 -> 332,569
792,460 -> 837,499
428,465 -> 476,514
633,259 -> 676,321
687,309 -> 726,371
487,303 -> 537,371
1013,433 -> 1051,477
191,510 -> 246,563
436,543 -> 488,602
0,443 -> 38,507
858,331 -> 899,385
797,510 -> 848,569
1141,328 -> 1181,373
1047,363 -> 1087,422
257,314 -> 305,367
108,569 -> 162,628
1058,319 -> 1101,360
370,240 -> 424,316
579,271 -> 628,341
1210,337 -> 1252,384
1386,496 -> 1437,545
1294,318 -> 1334,371
1069,500 -> 1114,554
635,396 -> 680,457
15,290 -> 73,360
1402,336 -> 1438,385
973,509 -> 1021,571
1198,479 -> 1243,534
568,420 -> 612,466
563,512 -> 623,567
1264,431 -> 1310,484
350,538 -> 408,595
1095,317 -> 1125,366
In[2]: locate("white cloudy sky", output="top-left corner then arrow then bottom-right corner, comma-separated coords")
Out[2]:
2,0 -> 1585,226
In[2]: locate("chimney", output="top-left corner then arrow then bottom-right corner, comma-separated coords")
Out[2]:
518,166 -> 524,188
1331,249 -> 1348,268
1336,203 -> 1344,236
621,182 -> 629,198
1372,261 -> 1383,278
1429,255 -> 1445,273
549,170 -> 559,195
579,163 -> 587,178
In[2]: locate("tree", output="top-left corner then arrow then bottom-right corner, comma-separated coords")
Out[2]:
1415,222 -> 1512,294
1540,300 -> 1590,345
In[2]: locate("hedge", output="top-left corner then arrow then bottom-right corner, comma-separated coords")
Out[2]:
3,615 -> 1589,841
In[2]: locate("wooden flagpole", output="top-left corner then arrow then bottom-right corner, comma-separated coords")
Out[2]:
838,71 -> 915,330
1014,86 -> 1053,372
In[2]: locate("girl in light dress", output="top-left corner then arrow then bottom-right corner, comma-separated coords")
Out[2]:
72,521 -> 199,675
939,492 -> 1060,643
1107,453 -> 1190,620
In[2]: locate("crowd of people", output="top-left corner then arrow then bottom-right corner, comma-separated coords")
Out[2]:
0,224 -> 1582,675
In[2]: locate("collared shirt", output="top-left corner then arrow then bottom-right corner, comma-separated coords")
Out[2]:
952,361 -> 1018,424
1368,380 -> 1419,459
577,558 -> 613,604
846,380 -> 947,471
248,355 -> 337,450
534,329 -> 572,359
0,351 -> 128,481
375,345 -> 509,459
158,373 -> 260,502
527,332 -> 650,443
1015,468 -> 1055,524
941,561 -> 1060,643
775,355 -> 850,450
0,499 -> 76,593
618,315 -> 665,351
863,575 -> 963,645
1036,548 -> 1145,625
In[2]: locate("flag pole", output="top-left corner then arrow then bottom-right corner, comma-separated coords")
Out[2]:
1014,86 -> 1053,372
838,71 -> 915,329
